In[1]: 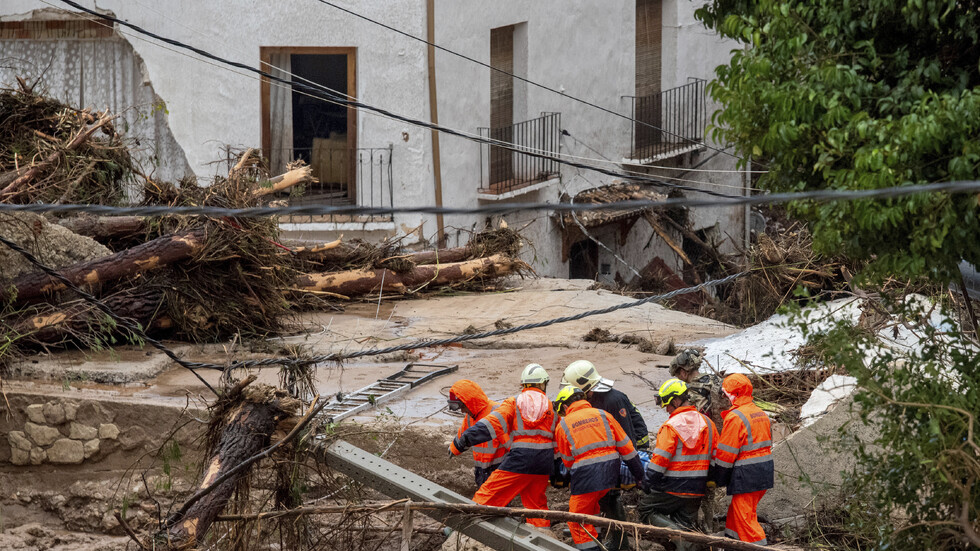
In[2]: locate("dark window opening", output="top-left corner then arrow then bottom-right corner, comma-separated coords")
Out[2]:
290,54 -> 349,202
569,239 -> 599,280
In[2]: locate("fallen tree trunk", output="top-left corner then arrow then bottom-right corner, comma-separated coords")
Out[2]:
10,289 -> 167,343
292,254 -> 520,296
2,228 -> 205,305
163,382 -> 300,550
384,246 -> 471,266
57,216 -> 146,241
213,501 -> 773,551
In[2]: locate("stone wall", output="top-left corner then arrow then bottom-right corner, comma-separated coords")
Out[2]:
1,393 -> 204,468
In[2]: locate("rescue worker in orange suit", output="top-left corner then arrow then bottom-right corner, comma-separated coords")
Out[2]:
554,386 -> 645,551
711,374 -> 773,546
563,360 -> 649,551
447,379 -> 508,487
449,363 -> 555,528
638,378 -> 719,551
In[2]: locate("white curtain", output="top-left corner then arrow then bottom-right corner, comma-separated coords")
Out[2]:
0,36 -> 194,185
268,53 -> 293,175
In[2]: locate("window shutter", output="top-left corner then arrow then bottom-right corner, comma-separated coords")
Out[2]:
635,0 -> 662,98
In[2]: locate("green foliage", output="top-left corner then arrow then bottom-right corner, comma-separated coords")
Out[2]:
804,298 -> 980,549
696,0 -> 980,282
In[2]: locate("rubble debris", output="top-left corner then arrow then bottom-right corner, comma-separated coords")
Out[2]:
0,85 -> 133,205
162,379 -> 301,549
0,212 -> 111,280
581,326 -> 670,354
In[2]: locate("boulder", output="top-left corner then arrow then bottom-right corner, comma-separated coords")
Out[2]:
98,423 -> 119,440
69,422 -> 98,440
24,422 -> 61,447
83,439 -> 100,459
47,439 -> 85,464
25,403 -> 46,424
758,396 -> 878,520
0,212 -> 110,280
29,447 -> 46,465
10,447 -> 29,466
42,402 -> 66,425
8,430 -> 32,451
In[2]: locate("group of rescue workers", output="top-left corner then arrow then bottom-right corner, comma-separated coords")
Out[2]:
447,350 -> 774,550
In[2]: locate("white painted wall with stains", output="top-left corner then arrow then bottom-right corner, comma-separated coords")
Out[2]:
0,0 -> 745,280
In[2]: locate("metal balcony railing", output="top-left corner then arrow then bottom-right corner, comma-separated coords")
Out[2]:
285,145 -> 394,222
479,112 -> 561,194
626,79 -> 707,162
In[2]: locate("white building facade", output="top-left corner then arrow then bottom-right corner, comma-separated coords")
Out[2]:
1,0 -> 747,284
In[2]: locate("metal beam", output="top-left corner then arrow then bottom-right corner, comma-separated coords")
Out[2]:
318,439 -> 575,551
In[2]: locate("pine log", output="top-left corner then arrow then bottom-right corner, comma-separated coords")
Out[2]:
57,216 -> 146,241
251,166 -> 315,198
387,246 -> 471,266
164,384 -> 300,550
2,229 -> 205,305
11,289 -> 167,343
292,254 -> 519,296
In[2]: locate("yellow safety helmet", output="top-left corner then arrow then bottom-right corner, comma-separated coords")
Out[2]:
656,378 -> 689,408
520,363 -> 550,385
562,360 -> 601,392
553,385 -> 584,415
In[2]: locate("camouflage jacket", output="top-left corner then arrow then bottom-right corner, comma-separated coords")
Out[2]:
687,373 -> 723,427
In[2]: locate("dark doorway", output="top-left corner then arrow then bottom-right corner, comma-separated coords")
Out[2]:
291,54 -> 349,200
569,239 -> 599,280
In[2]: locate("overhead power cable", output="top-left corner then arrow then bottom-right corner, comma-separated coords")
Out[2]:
311,0 -> 744,163
0,234 -> 219,396
3,179 -> 979,219
55,0 -> 740,199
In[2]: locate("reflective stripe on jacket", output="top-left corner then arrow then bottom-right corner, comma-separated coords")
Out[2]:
588,388 -> 650,449
556,400 -> 644,495
461,387 -> 556,476
712,400 -> 774,495
448,380 -> 508,475
645,405 -> 719,497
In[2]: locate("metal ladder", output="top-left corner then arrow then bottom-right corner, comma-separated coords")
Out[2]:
319,362 -> 459,423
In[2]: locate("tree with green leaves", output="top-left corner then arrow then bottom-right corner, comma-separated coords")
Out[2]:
696,1 -> 980,548
697,0 -> 980,281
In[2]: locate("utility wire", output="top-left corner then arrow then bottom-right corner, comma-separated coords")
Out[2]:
311,0 -> 744,163
0,228 -> 745,372
215,271 -> 748,370
0,234 -> 219,396
54,0 -> 740,199
4,179 -> 980,219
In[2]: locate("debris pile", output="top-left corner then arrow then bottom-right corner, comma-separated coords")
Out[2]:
0,87 -> 529,361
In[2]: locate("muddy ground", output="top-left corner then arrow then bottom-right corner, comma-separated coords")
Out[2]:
0,278 -> 738,549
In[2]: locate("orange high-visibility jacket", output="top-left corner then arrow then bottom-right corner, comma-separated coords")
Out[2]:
555,400 -> 644,495
458,387 -> 556,476
645,405 -> 719,497
711,374 -> 774,495
448,380 -> 508,481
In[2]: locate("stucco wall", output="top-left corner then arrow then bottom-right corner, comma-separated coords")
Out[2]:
1,0 -> 744,279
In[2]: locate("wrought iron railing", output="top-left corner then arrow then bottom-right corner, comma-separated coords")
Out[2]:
285,145 -> 394,222
626,79 -> 706,161
479,112 -> 561,194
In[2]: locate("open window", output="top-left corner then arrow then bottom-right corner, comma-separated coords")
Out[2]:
261,47 -> 356,204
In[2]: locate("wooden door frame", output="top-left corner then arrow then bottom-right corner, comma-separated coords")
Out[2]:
260,46 -> 357,202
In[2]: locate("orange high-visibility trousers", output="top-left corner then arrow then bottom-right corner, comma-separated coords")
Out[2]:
568,489 -> 609,550
725,490 -> 767,545
472,470 -> 550,528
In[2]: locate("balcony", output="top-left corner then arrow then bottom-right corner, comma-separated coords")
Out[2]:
478,112 -> 561,198
625,79 -> 707,164
286,145 -> 394,223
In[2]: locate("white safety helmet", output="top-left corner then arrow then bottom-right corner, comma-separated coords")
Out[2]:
563,360 -> 601,392
520,363 -> 550,385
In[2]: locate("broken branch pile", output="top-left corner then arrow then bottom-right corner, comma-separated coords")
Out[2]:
0,87 -> 528,359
